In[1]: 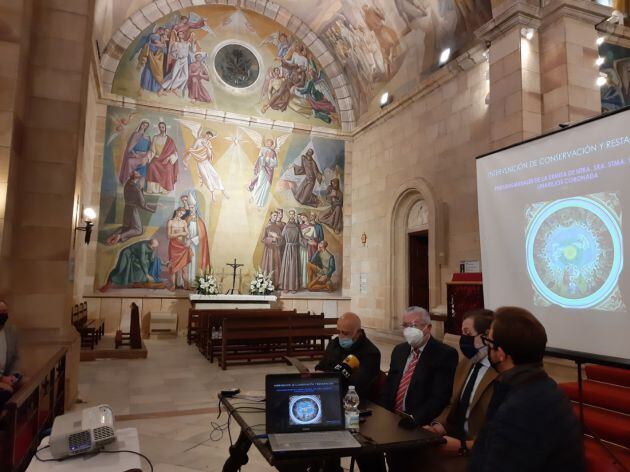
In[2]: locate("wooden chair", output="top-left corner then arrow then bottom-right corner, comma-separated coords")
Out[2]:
72,303 -> 97,349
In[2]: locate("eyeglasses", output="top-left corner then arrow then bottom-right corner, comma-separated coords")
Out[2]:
480,334 -> 499,350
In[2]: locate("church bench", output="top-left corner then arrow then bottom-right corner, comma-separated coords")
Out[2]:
194,308 -> 297,362
71,303 -> 103,350
220,315 -> 293,369
219,314 -> 337,369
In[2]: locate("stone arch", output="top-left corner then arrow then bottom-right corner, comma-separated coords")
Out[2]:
387,178 -> 442,331
97,0 -> 356,131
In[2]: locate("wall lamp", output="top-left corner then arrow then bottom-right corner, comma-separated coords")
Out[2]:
75,207 -> 96,245
521,27 -> 535,41
361,232 -> 367,246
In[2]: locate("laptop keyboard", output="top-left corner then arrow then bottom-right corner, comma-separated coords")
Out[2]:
273,431 -> 353,448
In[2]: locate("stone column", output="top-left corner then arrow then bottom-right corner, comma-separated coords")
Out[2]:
477,1 -> 543,150
539,0 -> 611,132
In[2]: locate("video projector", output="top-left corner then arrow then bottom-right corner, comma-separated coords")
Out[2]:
49,404 -> 116,459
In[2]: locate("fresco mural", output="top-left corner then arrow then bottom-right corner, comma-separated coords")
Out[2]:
96,105 -> 345,295
317,0 -> 493,113
112,5 -> 340,128
599,42 -> 630,113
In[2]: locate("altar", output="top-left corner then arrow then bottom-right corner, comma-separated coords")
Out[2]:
189,294 -> 277,310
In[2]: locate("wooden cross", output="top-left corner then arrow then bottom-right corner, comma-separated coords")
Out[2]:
226,258 -> 244,294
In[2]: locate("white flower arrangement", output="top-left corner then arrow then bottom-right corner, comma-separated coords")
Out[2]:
195,272 -> 221,295
249,268 -> 275,295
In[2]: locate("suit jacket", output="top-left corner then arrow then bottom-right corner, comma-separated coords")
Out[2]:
1,326 -> 20,376
434,356 -> 497,439
382,336 -> 458,426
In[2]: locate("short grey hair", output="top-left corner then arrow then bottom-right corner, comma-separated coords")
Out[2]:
404,306 -> 431,326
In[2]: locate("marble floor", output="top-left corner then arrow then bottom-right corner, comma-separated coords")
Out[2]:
77,332 -> 400,471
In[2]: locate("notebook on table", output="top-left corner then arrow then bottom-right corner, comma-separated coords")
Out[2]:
265,373 -> 362,453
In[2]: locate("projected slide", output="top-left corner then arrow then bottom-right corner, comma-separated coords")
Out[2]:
476,107 -> 630,359
525,194 -> 624,310
289,395 -> 322,425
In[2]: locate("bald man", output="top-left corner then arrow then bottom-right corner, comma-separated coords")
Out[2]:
315,312 -> 381,398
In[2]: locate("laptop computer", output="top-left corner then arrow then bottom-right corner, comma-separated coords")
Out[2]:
265,373 -> 362,453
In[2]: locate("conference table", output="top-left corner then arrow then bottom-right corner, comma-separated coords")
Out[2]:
220,395 -> 445,471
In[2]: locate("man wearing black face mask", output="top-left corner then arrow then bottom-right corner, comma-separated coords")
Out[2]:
423,309 -> 496,470
469,307 -> 585,472
0,300 -> 21,406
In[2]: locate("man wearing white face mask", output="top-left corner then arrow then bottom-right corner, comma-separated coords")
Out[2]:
382,306 -> 458,426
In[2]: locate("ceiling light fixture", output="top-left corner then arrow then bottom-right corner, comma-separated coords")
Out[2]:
379,91 -> 392,108
439,48 -> 451,66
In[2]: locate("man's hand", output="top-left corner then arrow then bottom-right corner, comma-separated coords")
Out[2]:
0,375 -> 18,385
424,422 -> 447,436
438,435 -> 464,455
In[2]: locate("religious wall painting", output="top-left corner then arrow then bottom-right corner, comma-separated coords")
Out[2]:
599,42 -> 630,113
96,105 -> 345,296
318,0 -> 492,113
112,5 -> 340,129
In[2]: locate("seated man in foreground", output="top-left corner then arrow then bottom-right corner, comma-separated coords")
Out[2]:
315,312 -> 381,398
469,306 -> 585,471
380,306 -> 458,471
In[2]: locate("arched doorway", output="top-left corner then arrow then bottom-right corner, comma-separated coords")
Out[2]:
388,179 -> 443,331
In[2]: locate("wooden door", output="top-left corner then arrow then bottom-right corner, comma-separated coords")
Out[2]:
409,231 -> 429,309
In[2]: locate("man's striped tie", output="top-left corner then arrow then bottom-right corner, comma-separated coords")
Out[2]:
394,348 -> 420,412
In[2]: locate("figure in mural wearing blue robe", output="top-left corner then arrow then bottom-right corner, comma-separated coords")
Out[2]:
119,121 -> 151,185
307,240 -> 336,292
105,171 -> 158,245
137,28 -> 167,94
100,239 -> 162,291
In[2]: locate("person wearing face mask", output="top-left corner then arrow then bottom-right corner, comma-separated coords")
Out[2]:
419,309 -> 496,471
314,312 -> 381,398
0,299 -> 21,407
469,307 -> 585,472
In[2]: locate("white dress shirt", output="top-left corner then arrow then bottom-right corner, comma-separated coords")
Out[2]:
461,356 -> 491,433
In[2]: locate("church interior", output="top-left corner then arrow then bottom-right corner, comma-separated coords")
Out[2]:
1,0 -> 630,471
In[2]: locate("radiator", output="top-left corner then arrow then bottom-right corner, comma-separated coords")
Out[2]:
150,312 -> 178,334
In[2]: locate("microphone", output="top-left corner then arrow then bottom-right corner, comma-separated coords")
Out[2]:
334,354 -> 360,379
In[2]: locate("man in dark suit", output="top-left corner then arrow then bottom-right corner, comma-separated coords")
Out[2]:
469,307 -> 585,471
381,306 -> 458,471
314,312 -> 381,398
0,300 -> 21,407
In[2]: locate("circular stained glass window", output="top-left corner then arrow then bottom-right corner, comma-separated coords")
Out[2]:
525,196 -> 623,309
214,43 -> 260,88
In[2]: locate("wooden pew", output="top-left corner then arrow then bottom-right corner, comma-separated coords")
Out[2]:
219,313 -> 337,370
194,308 -> 297,362
71,303 -> 97,349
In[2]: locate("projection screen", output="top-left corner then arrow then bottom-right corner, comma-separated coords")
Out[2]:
476,107 -> 630,360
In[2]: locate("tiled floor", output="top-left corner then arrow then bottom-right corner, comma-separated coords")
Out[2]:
77,333 -> 400,471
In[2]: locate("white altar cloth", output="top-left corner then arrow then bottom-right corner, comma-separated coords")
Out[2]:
189,294 -> 277,309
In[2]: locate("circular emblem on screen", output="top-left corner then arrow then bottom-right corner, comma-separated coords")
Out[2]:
289,395 -> 322,426
525,197 -> 623,309
214,44 -> 260,88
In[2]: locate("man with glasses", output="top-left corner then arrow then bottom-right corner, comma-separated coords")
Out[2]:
469,307 -> 585,471
422,309 -> 497,471
379,306 -> 458,471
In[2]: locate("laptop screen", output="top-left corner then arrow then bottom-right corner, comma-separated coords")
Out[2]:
265,373 -> 345,434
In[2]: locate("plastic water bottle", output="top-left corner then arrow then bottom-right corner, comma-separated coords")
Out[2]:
343,386 -> 360,431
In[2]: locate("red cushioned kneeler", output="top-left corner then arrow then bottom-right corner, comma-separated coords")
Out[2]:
560,381 -> 630,415
586,365 -> 630,388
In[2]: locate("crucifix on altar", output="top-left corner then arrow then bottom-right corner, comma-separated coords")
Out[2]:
225,258 -> 244,294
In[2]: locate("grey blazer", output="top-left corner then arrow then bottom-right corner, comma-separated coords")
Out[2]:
1,325 -> 20,376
